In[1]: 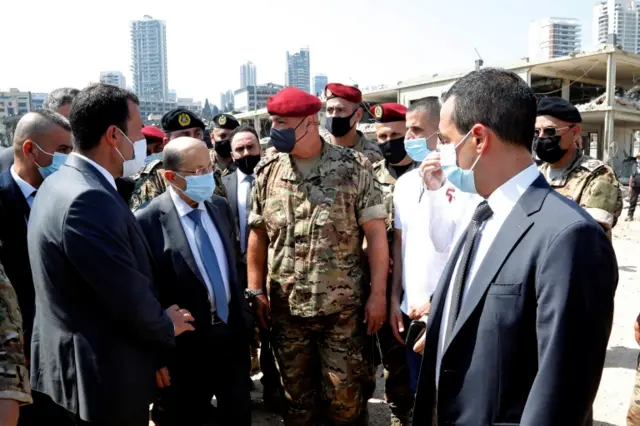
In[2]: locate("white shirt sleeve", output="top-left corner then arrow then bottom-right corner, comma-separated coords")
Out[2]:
425,181 -> 465,253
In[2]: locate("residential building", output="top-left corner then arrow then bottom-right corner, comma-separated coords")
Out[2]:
139,100 -> 176,122
177,97 -> 203,115
31,93 -> 48,111
285,48 -> 311,93
528,17 -> 582,60
99,71 -> 127,89
594,0 -> 640,53
0,89 -> 31,118
220,90 -> 235,112
130,15 -> 169,101
234,83 -> 284,112
240,61 -> 257,89
313,74 -> 328,96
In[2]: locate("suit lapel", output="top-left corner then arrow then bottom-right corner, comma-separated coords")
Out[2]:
0,172 -> 30,227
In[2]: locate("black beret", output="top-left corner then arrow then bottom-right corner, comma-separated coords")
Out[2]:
161,108 -> 205,132
212,113 -> 239,130
536,97 -> 582,123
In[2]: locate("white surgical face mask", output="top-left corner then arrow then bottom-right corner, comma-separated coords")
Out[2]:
115,128 -> 147,178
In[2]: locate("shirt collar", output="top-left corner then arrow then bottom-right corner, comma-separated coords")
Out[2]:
9,165 -> 37,200
236,168 -> 255,182
487,163 -> 540,219
70,152 -> 117,190
169,186 -> 205,218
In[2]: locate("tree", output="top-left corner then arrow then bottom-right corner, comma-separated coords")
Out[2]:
202,98 -> 213,120
211,104 -> 219,116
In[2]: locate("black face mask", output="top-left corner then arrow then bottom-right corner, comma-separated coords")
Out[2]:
533,136 -> 567,164
325,110 -> 357,138
235,155 -> 261,175
379,137 -> 407,164
214,139 -> 232,158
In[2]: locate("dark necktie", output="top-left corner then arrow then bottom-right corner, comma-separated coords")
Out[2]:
187,209 -> 229,323
444,200 -> 494,344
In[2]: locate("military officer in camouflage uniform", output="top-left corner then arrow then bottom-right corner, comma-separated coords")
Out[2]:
246,87 -> 389,426
363,103 -> 418,425
209,113 -> 239,176
534,97 -> 622,240
324,83 -> 384,165
128,108 -> 226,211
0,262 -> 32,425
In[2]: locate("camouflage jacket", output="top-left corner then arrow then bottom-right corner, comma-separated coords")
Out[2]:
0,264 -> 31,405
209,149 -> 237,177
128,160 -> 228,212
539,151 -> 622,237
249,141 -> 387,317
350,132 -> 384,165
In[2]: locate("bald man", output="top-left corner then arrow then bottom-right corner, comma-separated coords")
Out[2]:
135,137 -> 253,426
0,111 -> 73,425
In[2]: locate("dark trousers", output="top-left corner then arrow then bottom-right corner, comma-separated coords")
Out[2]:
404,313 -> 422,394
67,410 -> 148,426
19,390 -> 74,426
152,322 -> 252,426
259,326 -> 282,394
629,186 -> 640,218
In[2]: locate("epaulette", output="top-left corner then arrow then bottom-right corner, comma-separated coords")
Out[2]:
254,150 -> 282,175
140,159 -> 163,175
578,155 -> 606,173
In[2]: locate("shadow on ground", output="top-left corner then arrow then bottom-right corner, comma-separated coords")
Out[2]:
605,346 -> 638,370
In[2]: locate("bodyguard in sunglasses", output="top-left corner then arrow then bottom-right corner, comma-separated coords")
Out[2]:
534,96 -> 622,239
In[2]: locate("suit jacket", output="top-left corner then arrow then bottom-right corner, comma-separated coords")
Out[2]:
222,171 -> 248,289
134,191 -> 253,344
0,148 -> 14,173
0,170 -> 35,358
412,175 -> 618,426
27,154 -> 175,424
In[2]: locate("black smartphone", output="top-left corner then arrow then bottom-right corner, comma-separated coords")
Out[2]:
405,320 -> 426,348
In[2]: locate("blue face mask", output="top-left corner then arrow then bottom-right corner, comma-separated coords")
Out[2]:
33,143 -> 68,179
175,172 -> 216,203
144,152 -> 163,165
404,132 -> 437,162
438,130 -> 481,194
269,118 -> 308,153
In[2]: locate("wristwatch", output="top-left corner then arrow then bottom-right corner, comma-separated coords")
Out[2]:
244,288 -> 264,301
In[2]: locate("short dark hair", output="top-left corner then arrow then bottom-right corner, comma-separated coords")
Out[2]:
43,87 -> 80,111
408,97 -> 441,122
69,84 -> 139,152
229,124 -> 260,145
442,68 -> 537,151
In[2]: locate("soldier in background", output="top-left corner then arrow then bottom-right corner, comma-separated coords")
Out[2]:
246,87 -> 389,425
128,108 -> 226,211
324,83 -> 384,164
626,153 -> 640,222
534,97 -> 622,239
0,262 -> 32,426
210,113 -> 239,176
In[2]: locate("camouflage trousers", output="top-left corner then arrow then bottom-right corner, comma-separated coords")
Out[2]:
362,321 -> 413,425
270,308 -> 368,426
627,352 -> 640,425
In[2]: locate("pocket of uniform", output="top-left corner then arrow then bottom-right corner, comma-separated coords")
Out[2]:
487,283 -> 522,296
264,197 -> 288,230
313,188 -> 338,227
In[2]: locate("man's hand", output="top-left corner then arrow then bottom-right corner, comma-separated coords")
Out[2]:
166,305 -> 195,336
413,329 -> 426,354
408,300 -> 431,320
634,313 -> 640,346
420,152 -> 445,191
364,292 -> 387,334
390,301 -> 405,344
253,294 -> 271,330
156,367 -> 171,388
0,399 -> 19,426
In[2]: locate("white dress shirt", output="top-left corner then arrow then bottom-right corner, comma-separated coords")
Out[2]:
434,163 -> 540,383
70,152 -> 117,190
10,165 -> 37,208
169,187 -> 232,308
236,168 -> 255,253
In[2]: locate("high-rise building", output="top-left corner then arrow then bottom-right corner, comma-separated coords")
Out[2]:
285,48 -> 311,93
240,61 -> 257,89
313,74 -> 328,97
99,71 -> 127,89
528,18 -> 581,60
594,0 -> 640,53
130,15 -> 169,101
220,90 -> 235,112
0,89 -> 31,118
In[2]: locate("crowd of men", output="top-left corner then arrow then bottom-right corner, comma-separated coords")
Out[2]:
0,67 -> 635,426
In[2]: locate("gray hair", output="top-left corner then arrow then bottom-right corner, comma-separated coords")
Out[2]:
407,97 -> 441,122
13,110 -> 71,153
163,145 -> 183,171
43,87 -> 80,111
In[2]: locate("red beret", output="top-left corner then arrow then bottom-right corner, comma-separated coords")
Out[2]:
324,83 -> 362,104
142,125 -> 165,141
267,87 -> 322,117
369,103 -> 407,123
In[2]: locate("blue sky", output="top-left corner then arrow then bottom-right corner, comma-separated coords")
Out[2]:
1,0 -> 596,105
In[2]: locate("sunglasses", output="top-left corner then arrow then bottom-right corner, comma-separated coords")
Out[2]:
533,125 -> 575,138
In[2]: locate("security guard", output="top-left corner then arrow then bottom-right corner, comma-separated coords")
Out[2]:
210,113 -> 239,176
324,83 -> 383,164
128,108 -> 227,211
535,97 -> 622,239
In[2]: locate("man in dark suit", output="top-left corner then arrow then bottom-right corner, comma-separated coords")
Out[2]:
0,110 -> 74,425
27,84 -> 195,426
136,137 -> 253,426
413,68 -> 618,426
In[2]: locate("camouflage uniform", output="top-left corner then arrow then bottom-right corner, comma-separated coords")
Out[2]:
335,132 -> 384,166
0,262 -> 32,405
209,149 -> 237,177
128,160 -> 228,212
539,151 -> 622,240
361,160 -> 419,425
249,141 -> 387,425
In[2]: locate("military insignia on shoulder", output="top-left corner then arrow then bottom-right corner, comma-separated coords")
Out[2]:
178,113 -> 191,127
218,115 -> 227,126
582,158 -> 605,173
142,159 -> 163,174
374,105 -> 383,119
